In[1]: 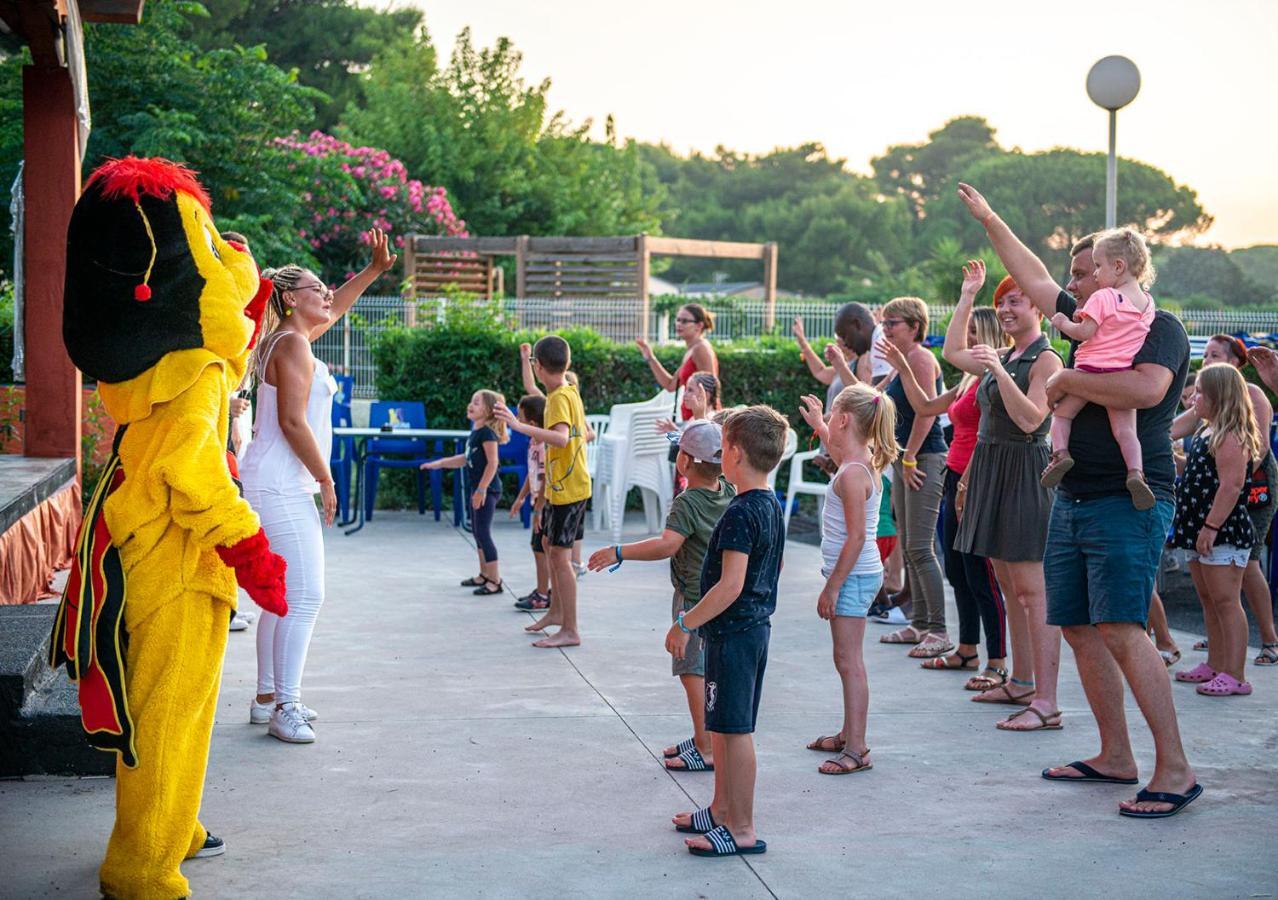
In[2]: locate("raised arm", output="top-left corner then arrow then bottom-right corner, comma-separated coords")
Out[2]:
826,342 -> 857,388
878,337 -> 960,416
311,228 -> 397,341
636,339 -> 677,391
957,184 -> 1062,319
942,260 -> 991,377
793,316 -> 835,385
519,343 -> 543,397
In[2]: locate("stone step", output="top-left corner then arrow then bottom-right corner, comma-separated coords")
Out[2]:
0,604 -> 115,777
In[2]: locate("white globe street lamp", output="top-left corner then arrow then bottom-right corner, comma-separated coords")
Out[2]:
1086,56 -> 1141,229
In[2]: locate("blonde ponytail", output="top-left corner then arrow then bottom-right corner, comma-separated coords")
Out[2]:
832,383 -> 900,474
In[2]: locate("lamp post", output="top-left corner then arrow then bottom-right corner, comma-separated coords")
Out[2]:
1086,56 -> 1141,229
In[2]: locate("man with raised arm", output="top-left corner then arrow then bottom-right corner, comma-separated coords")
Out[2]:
956,183 -> 1199,819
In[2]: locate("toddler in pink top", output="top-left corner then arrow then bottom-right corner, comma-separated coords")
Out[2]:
1042,228 -> 1158,509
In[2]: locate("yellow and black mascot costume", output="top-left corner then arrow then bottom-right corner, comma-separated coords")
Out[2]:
50,157 -> 288,899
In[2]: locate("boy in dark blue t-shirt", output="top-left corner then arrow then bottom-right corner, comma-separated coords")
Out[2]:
666,405 -> 788,858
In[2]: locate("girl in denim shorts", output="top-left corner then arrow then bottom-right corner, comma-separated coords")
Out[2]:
798,382 -> 898,774
1170,364 -> 1265,697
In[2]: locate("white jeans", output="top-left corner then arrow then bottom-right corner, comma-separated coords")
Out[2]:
247,489 -> 325,704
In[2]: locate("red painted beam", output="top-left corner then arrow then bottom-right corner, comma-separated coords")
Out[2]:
22,64 -> 82,466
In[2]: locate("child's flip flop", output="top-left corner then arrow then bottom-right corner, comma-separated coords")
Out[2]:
689,825 -> 766,857
674,806 -> 717,834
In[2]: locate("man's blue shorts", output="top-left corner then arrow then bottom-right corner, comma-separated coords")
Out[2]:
1044,495 -> 1175,627
703,623 -> 770,734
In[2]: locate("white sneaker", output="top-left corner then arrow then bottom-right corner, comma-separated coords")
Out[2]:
236,608 -> 258,624
268,702 -> 316,743
869,606 -> 909,626
250,699 -> 318,725
573,562 -> 588,579
228,612 -> 250,632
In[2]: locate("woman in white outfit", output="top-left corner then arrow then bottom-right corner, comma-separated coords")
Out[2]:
240,229 -> 396,743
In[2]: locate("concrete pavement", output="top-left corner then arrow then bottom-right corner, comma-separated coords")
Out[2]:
3,510 -> 1276,898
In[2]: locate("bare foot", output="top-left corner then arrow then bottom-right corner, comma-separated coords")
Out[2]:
531,629 -> 581,648
524,614 -> 561,633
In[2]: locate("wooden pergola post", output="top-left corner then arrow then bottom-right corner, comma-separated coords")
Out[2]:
636,233 -> 650,341
21,63 -> 82,464
515,235 -> 529,298
762,241 -> 778,332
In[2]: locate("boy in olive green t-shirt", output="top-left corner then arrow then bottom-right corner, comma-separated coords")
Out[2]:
588,421 -> 733,772
498,335 -> 591,648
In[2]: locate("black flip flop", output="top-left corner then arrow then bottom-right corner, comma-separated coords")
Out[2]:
666,745 -> 713,772
1042,760 -> 1139,785
460,575 -> 488,587
1118,783 -> 1203,819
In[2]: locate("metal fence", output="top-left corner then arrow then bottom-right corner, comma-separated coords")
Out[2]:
315,296 -> 1278,399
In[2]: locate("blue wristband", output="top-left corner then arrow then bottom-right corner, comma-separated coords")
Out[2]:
608,545 -> 623,573
677,611 -> 692,634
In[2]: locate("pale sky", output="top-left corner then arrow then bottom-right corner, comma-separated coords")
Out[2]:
380,0 -> 1278,248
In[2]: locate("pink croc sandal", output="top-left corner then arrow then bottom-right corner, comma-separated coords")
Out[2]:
1196,673 -> 1253,696
1174,662 -> 1218,684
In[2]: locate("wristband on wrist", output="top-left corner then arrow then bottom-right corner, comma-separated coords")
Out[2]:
608,544 -> 623,573
1204,521 -> 1221,532
902,458 -> 918,469
677,611 -> 692,634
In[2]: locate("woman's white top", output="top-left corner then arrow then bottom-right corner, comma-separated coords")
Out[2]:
821,461 -> 882,577
239,331 -> 335,495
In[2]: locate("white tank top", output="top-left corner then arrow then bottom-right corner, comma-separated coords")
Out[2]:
239,331 -> 336,495
821,461 -> 883,578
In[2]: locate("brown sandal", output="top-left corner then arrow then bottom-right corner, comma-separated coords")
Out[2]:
819,747 -> 872,775
1040,450 -> 1074,488
972,682 -> 1035,705
1126,469 -> 1156,511
806,734 -> 845,752
996,706 -> 1063,731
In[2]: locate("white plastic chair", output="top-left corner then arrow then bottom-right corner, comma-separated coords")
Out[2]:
766,429 -> 798,494
607,406 -> 673,541
782,448 -> 829,535
584,414 -> 610,481
592,391 -> 670,532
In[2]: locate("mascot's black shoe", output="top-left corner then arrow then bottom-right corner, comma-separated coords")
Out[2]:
193,834 -> 225,858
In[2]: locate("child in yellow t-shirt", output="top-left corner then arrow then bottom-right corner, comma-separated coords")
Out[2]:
497,335 -> 591,647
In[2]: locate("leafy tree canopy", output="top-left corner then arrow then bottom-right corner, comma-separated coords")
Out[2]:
183,0 -> 424,131
343,28 -> 664,239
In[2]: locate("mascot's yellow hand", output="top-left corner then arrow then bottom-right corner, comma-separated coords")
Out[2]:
216,528 -> 288,616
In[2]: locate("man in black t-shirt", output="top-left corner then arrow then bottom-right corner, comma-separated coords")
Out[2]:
957,184 -> 1201,820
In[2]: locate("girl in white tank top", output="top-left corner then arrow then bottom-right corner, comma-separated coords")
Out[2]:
240,230 -> 398,746
798,382 -> 899,776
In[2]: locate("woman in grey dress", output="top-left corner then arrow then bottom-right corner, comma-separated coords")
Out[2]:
945,261 -> 1065,732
